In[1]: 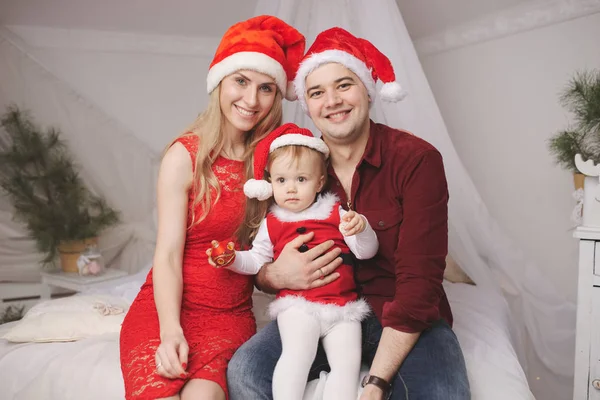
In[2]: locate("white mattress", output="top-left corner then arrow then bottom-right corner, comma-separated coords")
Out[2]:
0,279 -> 535,400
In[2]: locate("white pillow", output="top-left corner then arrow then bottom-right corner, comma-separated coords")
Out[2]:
2,294 -> 129,343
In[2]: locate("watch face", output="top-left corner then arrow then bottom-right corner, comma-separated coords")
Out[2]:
361,374 -> 368,387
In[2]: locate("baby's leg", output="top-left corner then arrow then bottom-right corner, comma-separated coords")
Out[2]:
322,320 -> 362,400
272,307 -> 321,400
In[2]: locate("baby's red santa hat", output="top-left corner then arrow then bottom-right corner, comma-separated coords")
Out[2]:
207,15 -> 305,101
293,27 -> 407,111
244,123 -> 330,200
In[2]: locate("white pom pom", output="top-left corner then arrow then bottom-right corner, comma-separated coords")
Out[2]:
284,82 -> 298,101
243,179 -> 273,200
380,82 -> 408,102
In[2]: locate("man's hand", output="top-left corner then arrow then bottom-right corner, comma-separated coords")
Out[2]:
359,384 -> 385,400
340,211 -> 366,236
258,232 -> 343,291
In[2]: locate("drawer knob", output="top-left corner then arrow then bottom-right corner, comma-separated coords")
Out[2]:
592,379 -> 600,389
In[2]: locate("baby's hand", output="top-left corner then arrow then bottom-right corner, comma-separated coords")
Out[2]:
339,211 -> 366,237
206,240 -> 236,267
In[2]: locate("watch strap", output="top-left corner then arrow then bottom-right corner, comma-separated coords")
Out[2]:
362,374 -> 392,395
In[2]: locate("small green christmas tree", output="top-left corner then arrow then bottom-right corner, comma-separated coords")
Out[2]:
548,69 -> 600,172
0,105 -> 120,264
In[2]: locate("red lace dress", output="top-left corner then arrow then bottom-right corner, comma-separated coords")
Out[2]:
119,136 -> 256,399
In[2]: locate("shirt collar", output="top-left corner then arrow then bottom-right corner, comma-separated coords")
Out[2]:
326,119 -> 382,180
361,120 -> 382,168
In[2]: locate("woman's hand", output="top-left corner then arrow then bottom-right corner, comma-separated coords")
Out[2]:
155,329 -> 189,379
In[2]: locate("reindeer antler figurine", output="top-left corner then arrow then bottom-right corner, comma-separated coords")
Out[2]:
575,154 -> 600,227
576,154 -> 600,198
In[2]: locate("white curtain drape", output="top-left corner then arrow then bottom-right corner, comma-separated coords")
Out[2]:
0,28 -> 159,277
255,0 -> 576,395
0,2 -> 577,397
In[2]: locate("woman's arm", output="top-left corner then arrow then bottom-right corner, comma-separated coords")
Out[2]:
152,142 -> 192,341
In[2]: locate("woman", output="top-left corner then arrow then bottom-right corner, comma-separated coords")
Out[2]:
119,15 -> 305,400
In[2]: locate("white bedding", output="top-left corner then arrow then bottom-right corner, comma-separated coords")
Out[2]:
0,277 -> 535,400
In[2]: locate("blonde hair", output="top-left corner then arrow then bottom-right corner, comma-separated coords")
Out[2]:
167,83 -> 283,247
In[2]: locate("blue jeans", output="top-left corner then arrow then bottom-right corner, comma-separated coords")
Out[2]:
228,314 -> 471,399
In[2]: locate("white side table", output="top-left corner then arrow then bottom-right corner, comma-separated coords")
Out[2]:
40,268 -> 128,300
574,226 -> 600,400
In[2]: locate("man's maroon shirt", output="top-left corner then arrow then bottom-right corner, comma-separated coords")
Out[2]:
327,120 -> 452,333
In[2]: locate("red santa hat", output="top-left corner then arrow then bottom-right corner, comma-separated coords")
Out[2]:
207,15 -> 305,101
293,27 -> 407,111
244,123 -> 330,200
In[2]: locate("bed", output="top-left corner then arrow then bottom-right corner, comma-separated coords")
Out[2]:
0,268 -> 535,400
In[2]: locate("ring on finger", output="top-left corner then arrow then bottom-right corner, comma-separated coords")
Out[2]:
156,361 -> 162,370
319,268 -> 325,278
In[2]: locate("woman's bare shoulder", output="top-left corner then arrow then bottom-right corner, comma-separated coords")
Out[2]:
159,142 -> 193,189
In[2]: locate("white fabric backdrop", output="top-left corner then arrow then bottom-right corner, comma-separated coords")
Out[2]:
0,1 -> 577,397
0,28 -> 159,278
254,0 -> 576,397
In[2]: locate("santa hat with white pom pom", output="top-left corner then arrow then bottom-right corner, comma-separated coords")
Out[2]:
206,15 -> 305,101
244,123 -> 329,200
293,27 -> 407,111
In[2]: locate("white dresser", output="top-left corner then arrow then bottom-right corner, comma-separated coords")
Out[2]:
574,226 -> 600,399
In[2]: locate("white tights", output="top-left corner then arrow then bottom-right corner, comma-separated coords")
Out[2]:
272,307 -> 362,400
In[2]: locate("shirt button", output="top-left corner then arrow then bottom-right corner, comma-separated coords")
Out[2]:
299,244 -> 309,253
336,182 -> 341,186
296,227 -> 307,234
378,221 -> 385,227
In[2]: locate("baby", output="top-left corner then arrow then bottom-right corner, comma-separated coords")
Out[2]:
208,123 -> 378,400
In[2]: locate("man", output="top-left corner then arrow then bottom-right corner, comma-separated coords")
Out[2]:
228,27 -> 470,400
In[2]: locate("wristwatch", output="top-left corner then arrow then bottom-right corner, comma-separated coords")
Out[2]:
361,374 -> 392,399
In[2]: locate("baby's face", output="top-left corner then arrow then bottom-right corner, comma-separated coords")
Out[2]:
269,151 -> 325,213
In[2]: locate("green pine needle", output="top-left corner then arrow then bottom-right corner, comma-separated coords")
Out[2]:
549,69 -> 600,172
0,105 -> 120,265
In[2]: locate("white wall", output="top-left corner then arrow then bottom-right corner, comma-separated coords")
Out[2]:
420,12 -> 600,304
6,28 -> 218,153
35,51 -> 211,153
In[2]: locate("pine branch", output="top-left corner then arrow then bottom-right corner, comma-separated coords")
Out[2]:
549,69 -> 600,173
560,70 -> 600,135
548,129 -> 587,172
0,105 -> 121,265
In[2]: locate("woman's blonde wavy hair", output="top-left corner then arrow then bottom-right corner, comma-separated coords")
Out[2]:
168,83 -> 282,247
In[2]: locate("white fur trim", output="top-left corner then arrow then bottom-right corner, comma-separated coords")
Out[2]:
270,134 -> 330,157
268,295 -> 371,323
271,192 -> 338,222
380,82 -> 408,102
243,179 -> 273,200
207,52 -> 287,96
293,49 -> 376,112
